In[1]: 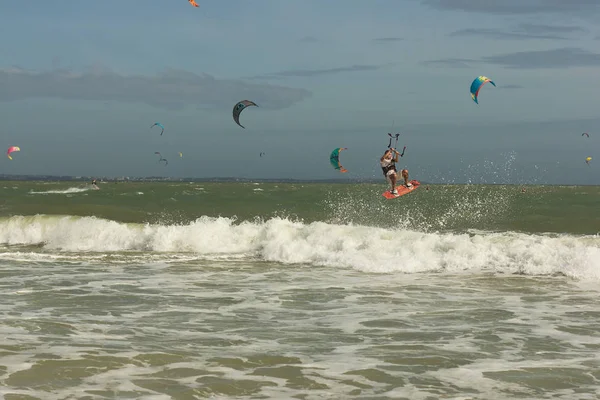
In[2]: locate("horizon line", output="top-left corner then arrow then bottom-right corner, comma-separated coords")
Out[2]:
0,174 -> 597,186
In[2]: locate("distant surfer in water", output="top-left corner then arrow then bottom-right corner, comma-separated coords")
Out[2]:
91,179 -> 99,190
381,148 -> 411,195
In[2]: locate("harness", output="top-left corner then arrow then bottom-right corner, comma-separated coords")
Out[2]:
381,161 -> 396,176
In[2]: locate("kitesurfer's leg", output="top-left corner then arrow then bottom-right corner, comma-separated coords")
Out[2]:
401,169 -> 411,187
387,171 -> 398,194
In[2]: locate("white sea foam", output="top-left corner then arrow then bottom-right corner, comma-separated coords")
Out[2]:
0,215 -> 598,279
28,187 -> 91,194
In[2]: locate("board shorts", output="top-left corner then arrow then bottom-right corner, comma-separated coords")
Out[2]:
385,169 -> 396,184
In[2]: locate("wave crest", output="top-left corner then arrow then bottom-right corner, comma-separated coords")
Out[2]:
0,215 -> 598,279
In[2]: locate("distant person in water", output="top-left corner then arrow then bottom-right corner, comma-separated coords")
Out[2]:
380,148 -> 411,195
91,179 -> 99,190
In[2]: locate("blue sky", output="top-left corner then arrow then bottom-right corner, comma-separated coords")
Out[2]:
1,0 -> 600,184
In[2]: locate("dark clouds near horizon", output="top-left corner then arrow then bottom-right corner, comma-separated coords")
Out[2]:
421,0 -> 600,15
448,23 -> 587,41
423,47 -> 600,69
0,67 -> 311,111
496,84 -> 524,89
248,64 -> 387,79
372,37 -> 404,43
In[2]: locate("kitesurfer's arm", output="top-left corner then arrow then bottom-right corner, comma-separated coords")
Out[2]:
381,149 -> 391,162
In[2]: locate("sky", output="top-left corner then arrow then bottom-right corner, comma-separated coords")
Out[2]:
1,0 -> 600,184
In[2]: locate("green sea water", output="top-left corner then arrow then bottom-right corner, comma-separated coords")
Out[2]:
1,181 -> 599,234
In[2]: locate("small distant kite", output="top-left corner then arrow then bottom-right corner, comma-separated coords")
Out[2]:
470,76 -> 496,104
151,123 -> 165,136
155,152 -> 168,166
233,100 -> 258,128
586,156 -> 592,165
259,152 -> 265,158
6,146 -> 20,160
179,152 -> 183,158
188,0 -> 199,7
330,147 -> 348,173
582,132 -> 590,138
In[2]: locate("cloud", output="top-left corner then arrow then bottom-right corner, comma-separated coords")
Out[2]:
482,47 -> 600,69
423,47 -> 600,69
373,37 -> 404,43
0,66 -> 311,110
249,64 -> 388,79
420,58 -> 475,68
496,84 -> 524,89
518,23 -> 587,35
421,0 -> 600,15
448,28 -> 566,40
448,24 -> 587,41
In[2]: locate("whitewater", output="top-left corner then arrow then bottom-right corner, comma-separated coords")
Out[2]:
1,214 -> 599,279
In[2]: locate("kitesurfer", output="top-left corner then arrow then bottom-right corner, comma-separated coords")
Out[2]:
381,148 -> 411,195
91,179 -> 99,190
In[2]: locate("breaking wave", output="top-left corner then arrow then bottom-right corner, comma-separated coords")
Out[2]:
0,215 -> 598,279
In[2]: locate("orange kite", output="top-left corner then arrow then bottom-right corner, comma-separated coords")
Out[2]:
188,0 -> 199,7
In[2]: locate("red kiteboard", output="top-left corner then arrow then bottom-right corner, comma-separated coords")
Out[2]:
382,180 -> 420,199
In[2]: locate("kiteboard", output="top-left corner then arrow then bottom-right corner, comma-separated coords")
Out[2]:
382,180 -> 420,199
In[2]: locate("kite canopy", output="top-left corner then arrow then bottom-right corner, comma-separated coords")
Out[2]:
470,76 -> 496,104
179,152 -> 183,158
582,132 -> 590,138
330,147 -> 348,173
586,156 -> 592,165
188,0 -> 199,7
154,152 -> 168,165
6,146 -> 20,160
151,123 -> 165,136
232,100 -> 258,128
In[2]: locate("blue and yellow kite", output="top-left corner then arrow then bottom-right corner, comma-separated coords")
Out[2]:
470,76 -> 496,104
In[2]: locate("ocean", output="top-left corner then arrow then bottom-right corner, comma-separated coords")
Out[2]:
0,181 -> 599,399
